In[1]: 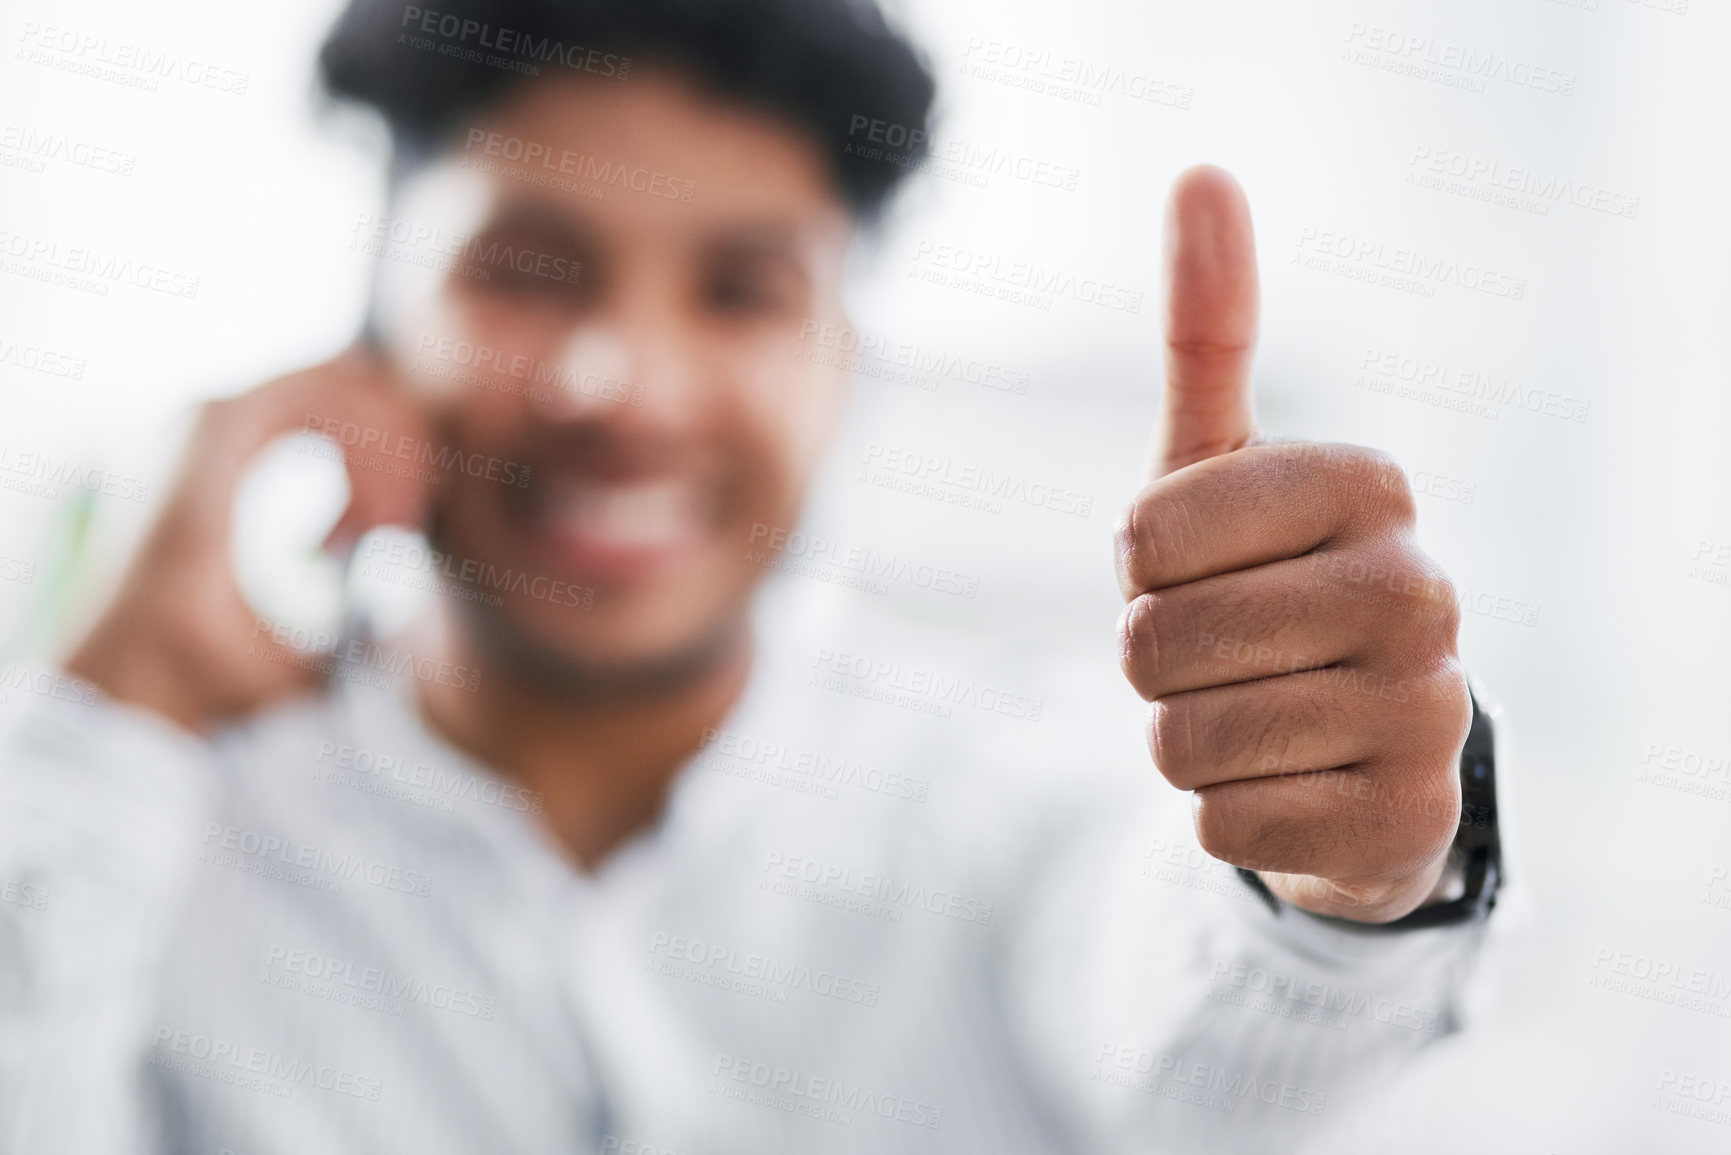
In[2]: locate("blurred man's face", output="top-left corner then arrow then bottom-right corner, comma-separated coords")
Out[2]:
383,70 -> 853,683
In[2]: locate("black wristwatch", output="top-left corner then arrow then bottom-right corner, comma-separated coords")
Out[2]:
1236,690 -> 1502,931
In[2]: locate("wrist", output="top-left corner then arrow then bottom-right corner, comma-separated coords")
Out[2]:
65,611 -> 215,733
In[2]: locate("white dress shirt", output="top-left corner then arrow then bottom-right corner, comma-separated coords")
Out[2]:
0,581 -> 1488,1154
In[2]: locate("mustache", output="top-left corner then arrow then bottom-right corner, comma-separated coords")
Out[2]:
430,419 -> 692,481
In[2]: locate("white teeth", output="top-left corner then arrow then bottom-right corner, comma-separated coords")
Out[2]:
546,479 -> 698,550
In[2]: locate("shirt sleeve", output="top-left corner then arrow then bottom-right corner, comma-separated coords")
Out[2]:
998,801 -> 1493,1155
0,668 -> 216,1155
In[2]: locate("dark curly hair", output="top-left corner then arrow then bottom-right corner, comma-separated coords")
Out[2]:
319,0 -> 936,218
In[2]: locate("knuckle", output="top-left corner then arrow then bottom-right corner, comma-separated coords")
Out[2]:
1111,494 -> 1143,557
1397,563 -> 1462,651
1115,487 -> 1193,592
1148,698 -> 1202,786
1420,782 -> 1462,856
1117,594 -> 1163,699
1398,774 -> 1463,870
1445,668 -> 1473,736
1364,447 -> 1413,500
1191,782 -> 1287,870
1370,756 -> 1462,872
1426,572 -> 1463,638
1191,791 -> 1244,864
1366,448 -> 1411,493
1349,546 -> 1460,646
1421,666 -> 1473,753
1337,447 -> 1414,524
1111,502 -> 1140,589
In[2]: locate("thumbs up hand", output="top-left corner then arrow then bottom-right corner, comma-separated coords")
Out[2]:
1114,167 -> 1472,924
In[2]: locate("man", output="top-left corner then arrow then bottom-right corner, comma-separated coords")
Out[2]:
0,0 -> 1496,1151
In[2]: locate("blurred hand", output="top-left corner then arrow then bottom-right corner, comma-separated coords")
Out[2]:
66,350 -> 434,732
1114,167 -> 1471,923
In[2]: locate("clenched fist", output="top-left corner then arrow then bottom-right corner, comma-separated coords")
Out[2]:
1115,166 -> 1472,924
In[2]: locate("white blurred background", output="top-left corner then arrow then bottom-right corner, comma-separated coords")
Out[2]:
3,0 -> 1729,1149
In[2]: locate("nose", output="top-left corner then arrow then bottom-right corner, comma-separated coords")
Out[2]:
532,304 -> 706,432
539,327 -> 637,417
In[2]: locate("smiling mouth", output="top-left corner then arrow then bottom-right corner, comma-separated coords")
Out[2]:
523,474 -> 712,580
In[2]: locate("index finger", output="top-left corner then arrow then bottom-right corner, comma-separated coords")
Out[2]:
1115,442 -> 1413,597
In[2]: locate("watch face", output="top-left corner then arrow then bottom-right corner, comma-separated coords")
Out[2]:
1457,697 -> 1502,873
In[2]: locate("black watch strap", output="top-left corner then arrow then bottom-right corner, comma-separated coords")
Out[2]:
1236,690 -> 1502,931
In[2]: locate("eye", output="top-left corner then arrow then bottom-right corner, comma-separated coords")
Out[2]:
453,225 -> 594,307
700,257 -> 803,319
703,270 -> 781,314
